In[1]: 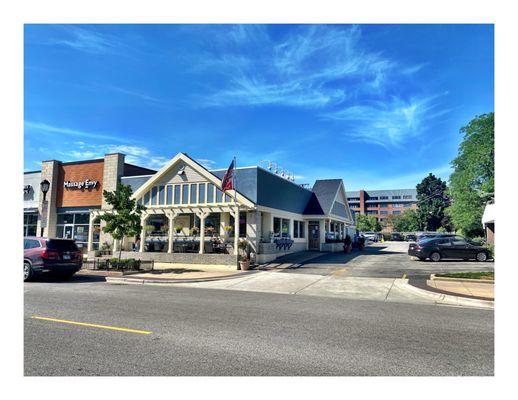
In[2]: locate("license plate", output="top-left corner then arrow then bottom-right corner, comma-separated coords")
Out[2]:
63,254 -> 71,260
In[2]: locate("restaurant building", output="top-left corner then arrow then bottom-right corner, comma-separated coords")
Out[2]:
24,152 -> 355,265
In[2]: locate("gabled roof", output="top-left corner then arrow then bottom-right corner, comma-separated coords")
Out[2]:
130,152 -> 255,208
303,193 -> 325,215
311,179 -> 343,215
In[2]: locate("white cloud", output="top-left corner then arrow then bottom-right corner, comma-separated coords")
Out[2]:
198,25 -> 396,109
25,121 -> 128,142
196,158 -> 217,169
47,26 -> 122,55
323,94 -> 450,148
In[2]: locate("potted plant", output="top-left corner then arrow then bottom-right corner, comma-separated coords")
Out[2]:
224,225 -> 233,237
190,226 -> 199,236
238,239 -> 251,270
174,225 -> 183,234
145,224 -> 155,234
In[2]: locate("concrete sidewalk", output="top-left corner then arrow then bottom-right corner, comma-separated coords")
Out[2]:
423,279 -> 494,300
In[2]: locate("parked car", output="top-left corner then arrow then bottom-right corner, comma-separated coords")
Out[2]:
391,232 -> 403,241
416,233 -> 452,242
408,235 -> 490,262
23,237 -> 83,281
404,234 -> 417,242
362,232 -> 378,242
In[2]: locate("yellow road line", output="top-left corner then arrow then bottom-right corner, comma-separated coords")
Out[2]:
31,316 -> 152,335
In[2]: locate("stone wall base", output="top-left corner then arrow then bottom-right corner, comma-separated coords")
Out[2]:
117,251 -> 238,266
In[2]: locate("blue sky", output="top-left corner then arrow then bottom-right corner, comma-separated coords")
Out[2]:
24,24 -> 493,190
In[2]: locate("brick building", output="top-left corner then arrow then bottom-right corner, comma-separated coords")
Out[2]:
346,189 -> 418,224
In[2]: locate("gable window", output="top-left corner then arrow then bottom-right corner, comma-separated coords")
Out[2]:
151,187 -> 158,205
182,184 -> 189,204
207,183 -> 215,203
158,185 -> 165,205
166,185 -> 173,205
174,185 -> 181,204
198,183 -> 206,203
216,188 -> 223,203
190,184 -> 198,204
144,191 -> 150,206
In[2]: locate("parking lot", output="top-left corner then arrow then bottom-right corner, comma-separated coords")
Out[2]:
268,241 -> 495,278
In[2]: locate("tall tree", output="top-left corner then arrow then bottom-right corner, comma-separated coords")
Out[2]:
355,214 -> 381,232
416,173 -> 450,231
387,209 -> 421,232
447,113 -> 494,237
96,183 -> 146,261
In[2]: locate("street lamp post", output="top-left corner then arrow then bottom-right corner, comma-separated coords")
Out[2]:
40,180 -> 50,236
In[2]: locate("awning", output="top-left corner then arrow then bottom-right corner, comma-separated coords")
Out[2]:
482,203 -> 495,225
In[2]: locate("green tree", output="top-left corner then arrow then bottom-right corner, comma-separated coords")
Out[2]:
447,113 -> 494,237
355,214 -> 381,232
416,173 -> 450,231
387,209 -> 421,232
96,183 -> 146,261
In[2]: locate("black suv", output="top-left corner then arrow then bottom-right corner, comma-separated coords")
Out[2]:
408,236 -> 490,262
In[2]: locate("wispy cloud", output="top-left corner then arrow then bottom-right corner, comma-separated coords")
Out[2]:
104,85 -> 166,104
197,25 -> 396,109
323,94 -> 450,148
47,25 -> 123,55
196,158 -> 217,169
54,142 -> 169,170
25,121 -> 128,142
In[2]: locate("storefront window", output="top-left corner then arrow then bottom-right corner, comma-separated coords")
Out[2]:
273,217 -> 290,237
55,212 -> 99,252
23,212 -> 38,236
229,212 -> 247,238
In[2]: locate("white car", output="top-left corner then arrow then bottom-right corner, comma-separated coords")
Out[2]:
362,232 -> 378,242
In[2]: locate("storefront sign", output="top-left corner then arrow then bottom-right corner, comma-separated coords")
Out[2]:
64,179 -> 99,190
23,185 -> 32,194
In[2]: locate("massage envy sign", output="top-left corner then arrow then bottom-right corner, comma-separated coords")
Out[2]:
63,179 -> 99,190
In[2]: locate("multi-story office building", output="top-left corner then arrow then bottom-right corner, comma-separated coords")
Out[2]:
346,189 -> 418,224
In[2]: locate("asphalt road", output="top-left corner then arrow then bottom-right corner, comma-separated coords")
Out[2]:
25,277 -> 494,376
274,242 -> 495,278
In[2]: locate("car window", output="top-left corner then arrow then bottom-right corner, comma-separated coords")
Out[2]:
46,239 -> 79,252
437,238 -> 451,245
29,239 -> 40,249
24,239 -> 29,249
452,236 -> 467,245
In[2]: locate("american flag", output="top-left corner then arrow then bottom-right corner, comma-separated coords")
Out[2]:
221,158 -> 235,193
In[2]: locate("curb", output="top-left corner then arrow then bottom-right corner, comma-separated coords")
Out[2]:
394,279 -> 494,309
105,270 -> 258,285
430,274 -> 494,284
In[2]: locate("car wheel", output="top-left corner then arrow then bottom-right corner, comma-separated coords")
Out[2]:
24,262 -> 33,282
476,251 -> 488,262
429,252 -> 441,262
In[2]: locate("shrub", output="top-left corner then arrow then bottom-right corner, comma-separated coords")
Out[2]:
383,233 -> 392,241
470,236 -> 485,245
486,243 -> 495,259
108,258 -> 141,271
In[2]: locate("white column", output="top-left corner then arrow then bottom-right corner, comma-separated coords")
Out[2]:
198,213 -> 206,254
87,212 -> 94,252
139,214 -> 148,252
234,207 -> 239,256
167,213 -> 175,253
